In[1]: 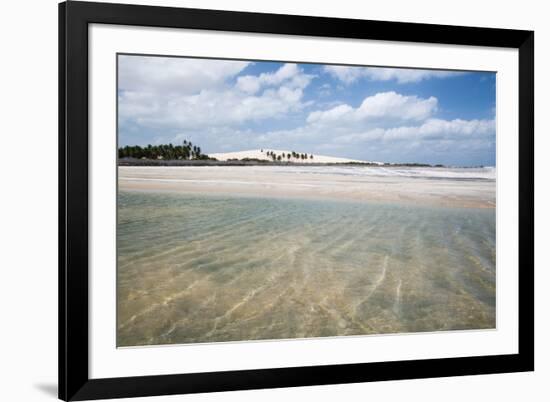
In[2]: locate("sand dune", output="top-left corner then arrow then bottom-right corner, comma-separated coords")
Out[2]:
208,149 -> 383,165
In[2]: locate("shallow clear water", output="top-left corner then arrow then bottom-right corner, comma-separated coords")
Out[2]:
117,191 -> 495,347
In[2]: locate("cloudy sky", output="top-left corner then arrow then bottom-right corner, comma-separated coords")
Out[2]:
118,54 -> 496,166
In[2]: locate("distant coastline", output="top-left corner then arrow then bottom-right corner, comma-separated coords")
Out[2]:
118,157 -> 444,168
118,143 -> 489,168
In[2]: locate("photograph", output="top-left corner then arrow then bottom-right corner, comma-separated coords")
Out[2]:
116,54 -> 497,347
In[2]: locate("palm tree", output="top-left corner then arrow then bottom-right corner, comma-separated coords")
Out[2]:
118,139 -> 216,161
277,155 -> 282,161
287,154 -> 291,160
310,154 -> 313,159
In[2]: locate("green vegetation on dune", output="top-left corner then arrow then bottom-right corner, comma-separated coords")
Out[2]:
264,150 -> 313,161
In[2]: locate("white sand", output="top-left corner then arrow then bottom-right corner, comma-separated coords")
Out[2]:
119,165 -> 496,208
208,149 -> 383,165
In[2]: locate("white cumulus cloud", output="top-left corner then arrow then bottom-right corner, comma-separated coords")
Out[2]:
324,66 -> 464,84
334,118 -> 495,143
118,61 -> 315,131
119,55 -> 250,94
307,92 -> 438,125
252,92 -> 494,165
236,63 -> 314,94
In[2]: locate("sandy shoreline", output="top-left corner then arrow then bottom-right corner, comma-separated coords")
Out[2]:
118,166 -> 496,208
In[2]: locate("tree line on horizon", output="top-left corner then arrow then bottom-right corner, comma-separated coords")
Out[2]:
118,140 -> 214,160
263,150 -> 313,162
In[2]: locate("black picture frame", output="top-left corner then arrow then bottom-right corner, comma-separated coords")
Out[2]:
59,1 -> 534,400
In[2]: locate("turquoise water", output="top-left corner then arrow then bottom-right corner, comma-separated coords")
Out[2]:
117,191 -> 496,347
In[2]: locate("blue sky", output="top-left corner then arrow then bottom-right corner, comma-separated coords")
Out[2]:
118,55 -> 496,166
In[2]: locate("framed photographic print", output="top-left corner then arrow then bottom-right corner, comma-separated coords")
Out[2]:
59,1 -> 534,400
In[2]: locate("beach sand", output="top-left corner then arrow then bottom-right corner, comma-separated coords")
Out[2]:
118,165 -> 495,209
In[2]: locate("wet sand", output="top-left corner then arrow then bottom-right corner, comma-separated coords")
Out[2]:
118,166 -> 495,209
